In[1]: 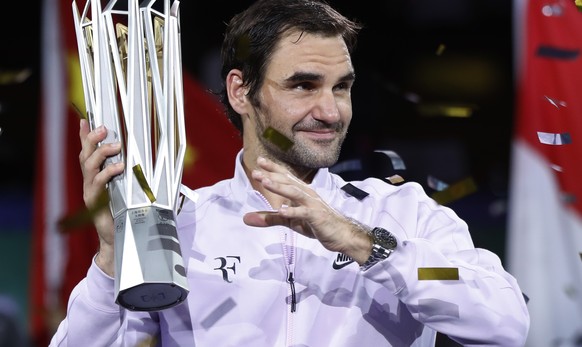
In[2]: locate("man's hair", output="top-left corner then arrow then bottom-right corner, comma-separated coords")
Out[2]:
219,0 -> 362,135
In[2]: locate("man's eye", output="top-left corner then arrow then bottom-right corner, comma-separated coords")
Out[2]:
295,82 -> 315,90
334,82 -> 351,91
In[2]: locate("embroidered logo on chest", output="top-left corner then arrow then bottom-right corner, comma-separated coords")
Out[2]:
213,256 -> 241,282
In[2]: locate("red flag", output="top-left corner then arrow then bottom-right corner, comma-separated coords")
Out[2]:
181,73 -> 242,188
31,0 -> 241,344
507,0 -> 582,345
30,0 -> 96,345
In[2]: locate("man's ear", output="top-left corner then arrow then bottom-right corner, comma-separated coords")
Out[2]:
226,69 -> 248,115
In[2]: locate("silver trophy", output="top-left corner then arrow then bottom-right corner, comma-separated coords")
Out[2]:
72,0 -> 189,311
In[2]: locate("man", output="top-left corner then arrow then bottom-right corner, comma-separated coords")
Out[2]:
50,0 -> 530,345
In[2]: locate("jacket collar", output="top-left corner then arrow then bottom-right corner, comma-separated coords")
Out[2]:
230,150 -> 335,209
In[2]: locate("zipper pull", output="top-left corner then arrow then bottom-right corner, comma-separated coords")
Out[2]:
287,271 -> 297,313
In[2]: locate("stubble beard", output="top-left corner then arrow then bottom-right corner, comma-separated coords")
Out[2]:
255,114 -> 348,170
279,132 -> 346,169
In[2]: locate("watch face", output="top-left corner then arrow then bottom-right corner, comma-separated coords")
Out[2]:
372,227 -> 397,249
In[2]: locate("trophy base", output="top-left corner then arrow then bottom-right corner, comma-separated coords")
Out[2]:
117,282 -> 188,311
114,206 -> 189,311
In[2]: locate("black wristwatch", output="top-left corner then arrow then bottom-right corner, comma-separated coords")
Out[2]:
360,227 -> 398,271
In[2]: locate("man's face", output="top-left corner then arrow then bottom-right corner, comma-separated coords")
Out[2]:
248,31 -> 355,169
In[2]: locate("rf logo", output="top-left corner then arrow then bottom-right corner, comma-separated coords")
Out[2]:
214,256 -> 241,283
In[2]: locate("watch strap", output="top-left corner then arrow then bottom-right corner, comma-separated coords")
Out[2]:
360,227 -> 397,271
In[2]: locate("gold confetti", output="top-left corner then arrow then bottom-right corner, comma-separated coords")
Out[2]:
0,68 -> 32,85
386,174 -> 404,184
58,190 -> 110,231
133,164 -> 157,202
417,103 -> 476,118
418,267 -> 459,280
263,127 -> 293,151
431,177 -> 477,205
436,43 -> 446,56
135,336 -> 158,347
71,103 -> 86,119
183,143 -> 198,171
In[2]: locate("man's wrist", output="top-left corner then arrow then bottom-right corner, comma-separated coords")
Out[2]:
95,245 -> 115,277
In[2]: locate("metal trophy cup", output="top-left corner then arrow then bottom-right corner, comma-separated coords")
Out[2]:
72,0 -> 189,311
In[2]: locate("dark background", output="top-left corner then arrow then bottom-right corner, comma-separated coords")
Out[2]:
0,1 -> 514,346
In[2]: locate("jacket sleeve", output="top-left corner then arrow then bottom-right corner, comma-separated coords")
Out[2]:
49,259 -> 160,347
364,183 -> 530,346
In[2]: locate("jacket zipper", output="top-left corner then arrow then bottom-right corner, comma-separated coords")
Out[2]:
282,229 -> 296,347
287,271 -> 296,312
254,192 -> 296,345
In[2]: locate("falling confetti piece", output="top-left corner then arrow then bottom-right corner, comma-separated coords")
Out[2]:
418,267 -> 459,280
263,127 -> 293,151
329,158 -> 362,174
427,175 -> 449,191
550,164 -> 563,172
386,174 -> 404,184
542,3 -> 564,16
418,298 -> 459,319
135,336 -> 158,347
488,199 -> 507,217
561,193 -> 576,204
201,298 -> 237,329
58,190 -> 110,231
0,68 -> 32,85
71,103 -> 87,119
341,183 -> 369,200
536,45 -> 580,60
402,91 -> 421,104
537,131 -> 572,145
544,95 -> 567,108
374,150 -> 406,170
417,103 -> 476,118
133,164 -> 157,202
436,43 -> 446,56
431,177 -> 477,205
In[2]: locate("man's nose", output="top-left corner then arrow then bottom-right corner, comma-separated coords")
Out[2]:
312,90 -> 341,123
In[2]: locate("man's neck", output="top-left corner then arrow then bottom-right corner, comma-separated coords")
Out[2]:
241,149 -> 317,208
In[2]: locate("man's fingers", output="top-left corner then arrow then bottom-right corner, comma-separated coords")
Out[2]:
79,123 -> 107,163
79,118 -> 90,138
81,142 -> 122,176
96,161 -> 125,185
256,156 -> 283,173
